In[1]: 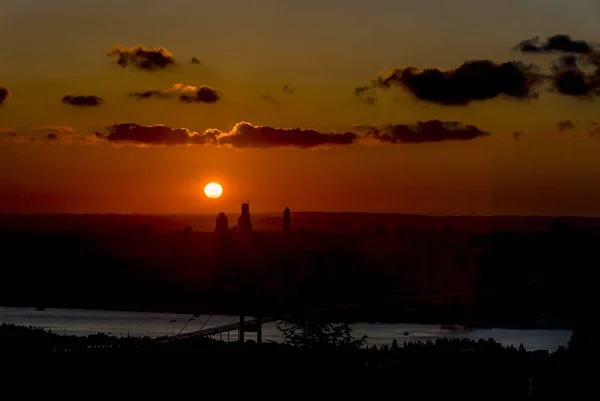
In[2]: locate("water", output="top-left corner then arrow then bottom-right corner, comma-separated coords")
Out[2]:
0,307 -> 572,351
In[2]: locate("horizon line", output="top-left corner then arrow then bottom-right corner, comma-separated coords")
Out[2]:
1,211 -> 599,219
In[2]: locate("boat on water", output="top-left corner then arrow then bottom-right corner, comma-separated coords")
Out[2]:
35,306 -> 45,311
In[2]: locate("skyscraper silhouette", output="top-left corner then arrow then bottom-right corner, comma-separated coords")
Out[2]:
215,212 -> 229,233
283,207 -> 291,233
238,202 -> 252,234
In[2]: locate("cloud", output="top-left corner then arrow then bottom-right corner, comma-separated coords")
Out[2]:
552,120 -> 600,138
259,94 -> 281,104
361,120 -> 489,144
515,36 -> 600,97
282,85 -> 296,94
354,86 -> 377,105
217,122 -> 357,148
128,89 -> 172,100
0,127 -> 16,138
517,35 -> 593,54
33,125 -> 77,135
62,95 -> 103,106
358,60 -> 543,106
107,45 -> 175,71
96,123 -> 217,146
557,120 -> 576,132
0,87 -> 8,105
95,122 -> 356,148
190,57 -> 202,65
513,132 -> 524,140
1,126 -> 97,144
549,55 -> 600,97
179,85 -> 220,103
128,83 -> 220,103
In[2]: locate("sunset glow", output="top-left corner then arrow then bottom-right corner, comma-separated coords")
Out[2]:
2,1 -> 600,215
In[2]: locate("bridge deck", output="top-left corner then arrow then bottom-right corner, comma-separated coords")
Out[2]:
156,316 -> 278,344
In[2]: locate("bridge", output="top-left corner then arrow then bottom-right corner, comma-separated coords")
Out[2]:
156,316 -> 278,344
155,292 -> 479,345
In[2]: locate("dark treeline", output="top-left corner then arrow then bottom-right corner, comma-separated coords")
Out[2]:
0,324 -> 594,397
0,218 -> 597,328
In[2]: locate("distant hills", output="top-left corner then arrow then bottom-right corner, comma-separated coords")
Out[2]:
1,212 -> 600,233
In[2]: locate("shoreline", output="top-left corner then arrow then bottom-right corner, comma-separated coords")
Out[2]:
1,304 -> 574,331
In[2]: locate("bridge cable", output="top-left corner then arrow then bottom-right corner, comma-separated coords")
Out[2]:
198,314 -> 214,332
175,312 -> 214,337
176,315 -> 195,336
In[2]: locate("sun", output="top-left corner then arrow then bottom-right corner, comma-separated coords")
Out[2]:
204,182 -> 223,199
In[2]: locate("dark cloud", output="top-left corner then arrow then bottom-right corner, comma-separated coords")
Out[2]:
217,122 -> 356,148
0,87 -> 8,105
97,123 -> 217,146
97,122 -> 355,148
282,84 -> 296,94
259,94 -> 281,104
550,55 -> 600,97
517,35 -> 593,54
557,120 -> 576,132
363,120 -> 489,144
107,45 -> 175,71
179,85 -> 220,103
93,121 -> 493,148
513,132 -> 524,140
359,60 -> 543,106
190,57 -> 202,65
128,84 -> 220,103
62,95 -> 103,106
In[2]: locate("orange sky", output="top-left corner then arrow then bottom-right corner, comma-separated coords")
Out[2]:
2,0 -> 600,215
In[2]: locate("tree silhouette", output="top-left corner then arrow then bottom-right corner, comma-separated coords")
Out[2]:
277,314 -> 366,350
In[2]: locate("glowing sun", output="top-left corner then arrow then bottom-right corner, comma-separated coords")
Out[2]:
204,182 -> 223,199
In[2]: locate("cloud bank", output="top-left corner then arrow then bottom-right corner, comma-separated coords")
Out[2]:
96,123 -> 217,146
92,120 -> 491,148
96,122 -> 356,148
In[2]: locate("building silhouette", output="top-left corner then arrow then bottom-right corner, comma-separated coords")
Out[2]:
215,212 -> 229,233
238,202 -> 252,234
283,207 -> 291,233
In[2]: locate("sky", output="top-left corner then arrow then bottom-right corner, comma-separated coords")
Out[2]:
2,0 -> 600,215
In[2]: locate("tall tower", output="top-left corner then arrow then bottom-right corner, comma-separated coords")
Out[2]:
215,212 -> 229,234
238,202 -> 252,234
283,207 -> 291,233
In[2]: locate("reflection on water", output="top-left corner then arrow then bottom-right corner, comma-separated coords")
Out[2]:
0,307 -> 572,351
